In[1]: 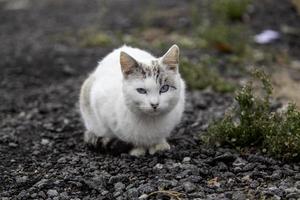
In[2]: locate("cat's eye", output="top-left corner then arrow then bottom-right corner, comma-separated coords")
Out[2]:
160,85 -> 169,93
136,88 -> 147,94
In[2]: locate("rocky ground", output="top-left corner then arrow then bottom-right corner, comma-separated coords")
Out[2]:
1,0 -> 300,199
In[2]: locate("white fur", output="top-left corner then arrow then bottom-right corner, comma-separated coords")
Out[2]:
80,45 -> 185,155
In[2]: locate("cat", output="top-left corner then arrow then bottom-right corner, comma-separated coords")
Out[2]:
79,44 -> 185,156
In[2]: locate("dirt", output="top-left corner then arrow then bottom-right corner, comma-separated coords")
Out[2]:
1,0 -> 300,199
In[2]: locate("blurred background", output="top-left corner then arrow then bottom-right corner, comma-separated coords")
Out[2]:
1,0 -> 300,108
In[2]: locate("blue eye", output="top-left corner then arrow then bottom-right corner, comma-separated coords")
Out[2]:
160,85 -> 169,93
136,88 -> 147,94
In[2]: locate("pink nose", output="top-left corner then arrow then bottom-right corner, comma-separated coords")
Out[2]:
151,103 -> 159,109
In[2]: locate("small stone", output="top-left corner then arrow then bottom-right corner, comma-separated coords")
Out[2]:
270,170 -> 282,180
41,138 -> 50,145
154,163 -> 163,169
9,142 -> 18,147
108,175 -> 127,184
113,191 -> 121,197
127,188 -> 139,198
286,192 -> 300,199
138,183 -> 155,194
57,157 -> 66,164
242,163 -> 255,172
233,157 -> 247,167
101,190 -> 109,195
38,191 -> 46,198
17,190 -> 27,198
139,194 -> 148,199
295,173 -> 300,180
114,182 -> 125,191
217,162 -> 228,171
295,181 -> 300,189
188,175 -> 202,183
34,179 -> 48,188
31,193 -> 37,198
183,181 -> 196,192
47,189 -> 58,197
268,186 -> 284,197
60,192 -> 69,199
214,152 -> 236,164
16,176 -> 28,183
183,157 -> 191,163
232,191 -> 246,200
157,179 -> 178,188
250,180 -> 259,189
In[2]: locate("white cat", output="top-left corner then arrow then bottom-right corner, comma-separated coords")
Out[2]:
79,44 -> 185,156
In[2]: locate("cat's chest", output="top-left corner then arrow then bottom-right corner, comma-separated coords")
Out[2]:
113,113 -> 171,145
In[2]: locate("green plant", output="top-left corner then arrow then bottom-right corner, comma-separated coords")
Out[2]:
80,32 -> 113,47
211,0 -> 251,21
180,58 -> 235,93
205,69 -> 300,161
200,23 -> 249,54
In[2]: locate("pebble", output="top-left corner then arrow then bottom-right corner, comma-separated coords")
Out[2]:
57,157 -> 67,164
34,179 -> 48,188
41,138 -> 50,145
127,188 -> 139,198
114,182 -> 125,191
153,163 -> 163,169
31,193 -> 37,198
138,183 -> 155,194
9,142 -> 18,147
183,181 -> 196,192
17,190 -> 27,199
213,152 -> 236,163
233,157 -> 247,167
286,192 -> 300,199
270,170 -> 282,180
16,176 -> 28,183
250,180 -> 259,189
295,181 -> 300,189
138,194 -> 148,199
47,189 -> 58,197
109,175 -> 127,184
101,190 -> 109,195
113,191 -> 121,197
183,157 -> 191,163
267,186 -> 284,197
232,191 -> 246,200
38,191 -> 46,198
60,192 -> 69,199
295,173 -> 300,180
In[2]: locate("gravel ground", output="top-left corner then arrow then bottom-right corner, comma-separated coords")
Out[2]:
1,0 -> 300,199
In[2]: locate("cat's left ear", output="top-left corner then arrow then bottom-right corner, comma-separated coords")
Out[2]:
161,44 -> 179,72
120,51 -> 139,78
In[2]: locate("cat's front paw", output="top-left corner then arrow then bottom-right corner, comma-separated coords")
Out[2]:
84,131 -> 99,146
129,147 -> 146,157
149,140 -> 171,155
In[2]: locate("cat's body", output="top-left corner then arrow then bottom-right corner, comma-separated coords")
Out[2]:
80,45 -> 185,156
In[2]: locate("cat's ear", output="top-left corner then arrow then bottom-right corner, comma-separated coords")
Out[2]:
120,51 -> 139,78
161,44 -> 179,72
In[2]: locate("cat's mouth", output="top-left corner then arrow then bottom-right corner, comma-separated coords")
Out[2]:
139,107 -> 161,115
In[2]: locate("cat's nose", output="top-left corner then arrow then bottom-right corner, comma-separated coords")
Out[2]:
151,103 -> 159,109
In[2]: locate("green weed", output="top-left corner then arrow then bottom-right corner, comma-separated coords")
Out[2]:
205,70 -> 300,161
180,58 -> 235,93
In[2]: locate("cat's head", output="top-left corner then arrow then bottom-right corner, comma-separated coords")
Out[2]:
120,45 -> 183,116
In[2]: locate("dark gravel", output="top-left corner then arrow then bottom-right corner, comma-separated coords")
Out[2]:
1,0 -> 300,199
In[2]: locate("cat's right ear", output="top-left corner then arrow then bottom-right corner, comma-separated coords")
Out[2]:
120,51 -> 139,78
